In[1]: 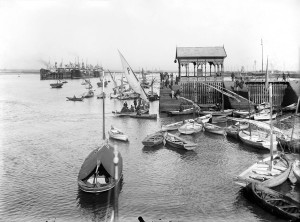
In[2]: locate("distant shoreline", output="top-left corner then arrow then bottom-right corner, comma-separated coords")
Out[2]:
1,69 -> 300,78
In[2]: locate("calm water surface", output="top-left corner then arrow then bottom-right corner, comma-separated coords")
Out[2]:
0,74 -> 299,222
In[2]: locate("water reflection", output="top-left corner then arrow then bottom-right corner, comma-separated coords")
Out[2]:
164,143 -> 197,156
76,178 -> 123,221
142,144 -> 164,153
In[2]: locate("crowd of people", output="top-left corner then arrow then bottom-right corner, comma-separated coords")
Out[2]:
120,97 -> 149,115
160,72 -> 180,89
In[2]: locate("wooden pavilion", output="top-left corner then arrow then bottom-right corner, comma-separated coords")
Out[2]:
174,46 -> 227,81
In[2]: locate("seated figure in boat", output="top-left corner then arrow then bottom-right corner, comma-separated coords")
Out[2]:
130,105 -> 134,112
137,109 -> 142,116
179,103 -> 184,112
121,101 -> 131,112
215,103 -> 221,111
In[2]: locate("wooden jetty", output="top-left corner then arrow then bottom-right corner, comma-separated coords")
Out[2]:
159,46 -> 298,112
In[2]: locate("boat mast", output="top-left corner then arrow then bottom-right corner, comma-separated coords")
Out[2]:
151,75 -> 154,96
269,82 -> 273,171
247,89 -> 252,138
102,70 -> 106,140
261,39 -> 264,74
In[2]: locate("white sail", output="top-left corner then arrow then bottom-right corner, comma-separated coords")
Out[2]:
118,51 -> 148,101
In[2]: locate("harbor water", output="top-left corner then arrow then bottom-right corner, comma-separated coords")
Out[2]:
0,74 -> 299,222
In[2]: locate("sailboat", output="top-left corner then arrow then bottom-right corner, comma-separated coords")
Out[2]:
235,82 -> 291,187
118,50 -> 149,102
78,70 -> 123,193
108,70 -> 121,99
83,81 -> 94,98
118,50 -> 152,118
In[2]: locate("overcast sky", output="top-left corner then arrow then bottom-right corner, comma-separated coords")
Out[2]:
0,0 -> 299,71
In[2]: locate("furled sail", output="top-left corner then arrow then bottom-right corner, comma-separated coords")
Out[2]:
118,50 -> 148,101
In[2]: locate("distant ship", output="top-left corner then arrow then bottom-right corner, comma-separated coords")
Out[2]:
40,61 -> 103,80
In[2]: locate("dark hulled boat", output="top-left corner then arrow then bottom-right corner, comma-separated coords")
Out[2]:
142,132 -> 164,147
246,183 -> 300,221
66,96 -> 84,101
78,143 -> 123,193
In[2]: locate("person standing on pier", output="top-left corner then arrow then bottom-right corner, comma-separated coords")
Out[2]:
282,72 -> 286,81
133,98 -> 137,109
231,72 -> 235,81
170,88 -> 174,99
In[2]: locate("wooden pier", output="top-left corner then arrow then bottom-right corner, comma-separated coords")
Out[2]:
159,78 -> 289,112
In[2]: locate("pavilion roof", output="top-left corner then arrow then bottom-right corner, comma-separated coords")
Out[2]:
176,47 -> 227,59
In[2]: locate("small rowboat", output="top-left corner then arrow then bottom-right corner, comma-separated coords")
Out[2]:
164,132 -> 196,150
83,90 -> 94,98
238,130 -> 278,150
50,82 -> 63,88
233,110 -> 250,117
254,112 -> 277,121
199,109 -> 233,116
108,126 -> 128,141
246,183 -> 300,221
110,93 -> 120,99
167,108 -> 194,116
112,110 -> 136,117
225,122 -> 249,139
178,121 -> 202,135
195,114 -> 212,124
203,123 -> 226,135
161,119 -> 194,131
66,96 -> 84,101
293,160 -> 300,183
130,114 -> 157,119
142,132 -> 164,147
211,115 -> 227,123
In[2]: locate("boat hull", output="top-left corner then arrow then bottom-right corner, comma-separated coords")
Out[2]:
142,132 -> 164,147
77,144 -> 123,193
238,131 -> 278,150
78,176 -> 122,193
50,83 -> 63,88
178,122 -> 202,134
254,113 -> 277,121
108,129 -> 128,141
130,114 -> 157,119
246,183 -> 300,221
203,123 -> 225,135
167,108 -> 194,116
199,109 -> 233,116
164,132 -> 196,150
235,153 -> 291,188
